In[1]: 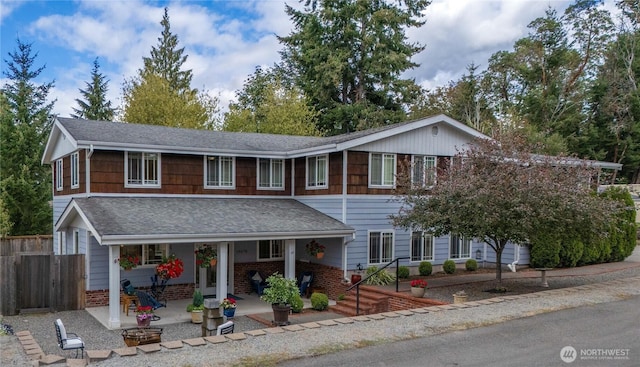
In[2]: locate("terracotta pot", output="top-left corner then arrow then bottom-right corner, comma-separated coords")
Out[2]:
210,258 -> 217,266
316,252 -> 324,259
410,287 -> 425,298
351,274 -> 362,284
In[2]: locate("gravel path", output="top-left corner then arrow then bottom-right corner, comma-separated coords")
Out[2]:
2,266 -> 640,366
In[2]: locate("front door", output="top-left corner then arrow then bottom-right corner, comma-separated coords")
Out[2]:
196,244 -> 217,296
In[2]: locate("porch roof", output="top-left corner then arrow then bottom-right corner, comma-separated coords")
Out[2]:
57,197 -> 355,245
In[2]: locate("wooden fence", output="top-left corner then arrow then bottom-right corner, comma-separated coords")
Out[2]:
0,235 -> 85,316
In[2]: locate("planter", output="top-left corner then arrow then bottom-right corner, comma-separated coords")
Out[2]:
136,316 -> 151,328
410,287 -> 426,298
122,328 -> 162,347
316,252 -> 324,259
191,310 -> 203,324
453,294 -> 468,304
350,274 -> 362,284
209,258 -> 217,266
272,304 -> 291,326
223,308 -> 236,318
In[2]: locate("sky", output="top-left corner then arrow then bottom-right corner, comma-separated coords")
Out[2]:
0,0 -> 589,119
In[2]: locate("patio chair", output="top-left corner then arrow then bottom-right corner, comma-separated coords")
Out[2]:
136,290 -> 164,321
150,275 -> 168,307
298,271 -> 314,296
54,319 -> 85,358
216,321 -> 234,335
121,279 -> 135,296
248,270 -> 269,295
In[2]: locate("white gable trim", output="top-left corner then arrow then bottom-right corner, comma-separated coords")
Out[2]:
55,200 -> 103,244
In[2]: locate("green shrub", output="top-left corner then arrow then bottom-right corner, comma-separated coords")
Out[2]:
290,294 -> 304,313
418,261 -> 432,276
530,234 -> 560,268
397,266 -> 410,279
337,294 -> 345,301
187,290 -> 204,311
364,266 -> 396,285
442,260 -> 456,274
465,259 -> 478,271
310,292 -> 329,311
559,239 -> 584,267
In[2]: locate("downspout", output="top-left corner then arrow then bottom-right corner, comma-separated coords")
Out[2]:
507,244 -> 520,272
342,151 -> 350,281
343,233 -> 356,281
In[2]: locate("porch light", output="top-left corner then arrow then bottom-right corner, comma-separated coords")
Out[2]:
475,249 -> 482,260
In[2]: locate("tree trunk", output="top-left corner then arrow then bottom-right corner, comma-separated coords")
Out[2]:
495,248 -> 503,285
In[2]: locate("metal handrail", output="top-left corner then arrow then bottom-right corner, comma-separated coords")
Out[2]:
345,257 -> 409,315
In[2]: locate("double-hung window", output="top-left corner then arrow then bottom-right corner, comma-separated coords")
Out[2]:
412,155 -> 436,187
55,159 -> 63,191
369,153 -> 396,187
450,234 -> 471,259
205,156 -> 234,188
306,155 -> 328,189
125,152 -> 160,187
368,231 -> 394,264
257,240 -> 284,260
258,158 -> 284,189
71,152 -> 79,189
120,244 -> 168,266
411,231 -> 433,262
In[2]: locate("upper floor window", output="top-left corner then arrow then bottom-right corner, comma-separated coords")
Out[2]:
258,158 -> 284,189
125,152 -> 160,187
411,231 -> 433,262
412,155 -> 436,187
257,240 -> 284,260
306,155 -> 328,189
368,231 -> 393,264
369,153 -> 395,187
450,234 -> 471,259
205,156 -> 234,188
71,152 -> 79,189
120,244 -> 168,266
55,159 -> 63,191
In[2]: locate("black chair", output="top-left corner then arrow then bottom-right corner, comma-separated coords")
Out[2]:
136,290 -> 164,321
150,275 -> 167,307
298,271 -> 314,296
54,319 -> 84,358
216,321 -> 234,335
248,270 -> 269,295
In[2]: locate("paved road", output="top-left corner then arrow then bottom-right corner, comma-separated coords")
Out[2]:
279,296 -> 640,367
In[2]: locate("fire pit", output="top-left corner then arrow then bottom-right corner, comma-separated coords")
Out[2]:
121,327 -> 163,347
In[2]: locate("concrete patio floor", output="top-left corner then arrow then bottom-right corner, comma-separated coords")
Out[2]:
85,293 -> 334,329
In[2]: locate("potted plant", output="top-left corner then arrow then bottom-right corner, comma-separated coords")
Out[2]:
260,272 -> 299,326
305,240 -> 326,259
186,290 -> 205,323
195,246 -> 217,267
155,254 -> 184,280
221,297 -> 237,318
135,305 -> 154,327
410,279 -> 428,298
453,290 -> 468,304
116,255 -> 139,270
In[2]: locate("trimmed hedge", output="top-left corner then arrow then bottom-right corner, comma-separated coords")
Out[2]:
465,259 -> 478,271
418,261 -> 432,276
443,260 -> 456,274
397,266 -> 410,279
310,292 -> 329,311
290,294 -> 304,313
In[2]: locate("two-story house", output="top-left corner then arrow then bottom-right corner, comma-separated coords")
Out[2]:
42,114 -> 620,328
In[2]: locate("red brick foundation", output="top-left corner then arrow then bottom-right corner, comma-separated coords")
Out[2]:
85,283 -> 195,307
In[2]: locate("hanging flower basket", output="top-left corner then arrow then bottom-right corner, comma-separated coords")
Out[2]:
195,246 -> 217,268
155,255 -> 184,280
116,256 -> 140,270
305,240 -> 325,258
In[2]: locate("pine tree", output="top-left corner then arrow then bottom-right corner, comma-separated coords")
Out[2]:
72,57 -> 115,120
0,39 -> 54,235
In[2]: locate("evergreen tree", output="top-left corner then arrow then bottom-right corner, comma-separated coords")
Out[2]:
279,0 -> 429,135
72,57 -> 115,120
0,39 -> 54,235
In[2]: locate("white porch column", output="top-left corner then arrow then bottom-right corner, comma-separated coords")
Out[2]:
216,242 -> 228,301
108,245 -> 121,329
284,239 -> 296,279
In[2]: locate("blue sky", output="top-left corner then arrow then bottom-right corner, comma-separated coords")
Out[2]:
1,0 -> 582,118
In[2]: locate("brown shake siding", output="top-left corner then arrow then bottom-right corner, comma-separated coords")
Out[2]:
53,150 -> 86,196
294,152 -> 343,195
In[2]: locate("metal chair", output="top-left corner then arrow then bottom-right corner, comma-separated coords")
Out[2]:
136,290 -> 164,321
54,319 -> 85,358
216,321 -> 234,335
150,275 -> 167,307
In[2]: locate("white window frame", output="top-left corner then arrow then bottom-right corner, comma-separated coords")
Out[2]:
368,230 -> 394,265
120,244 -> 169,267
72,229 -> 80,254
70,152 -> 79,189
412,155 -> 436,187
257,240 -> 284,261
57,232 -> 65,255
204,155 -> 235,189
257,158 -> 284,190
125,151 -> 161,188
410,231 -> 434,262
55,159 -> 63,191
306,154 -> 328,189
450,234 -> 471,259
369,153 -> 396,188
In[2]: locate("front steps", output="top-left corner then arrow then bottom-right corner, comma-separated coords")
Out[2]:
331,285 -> 447,316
